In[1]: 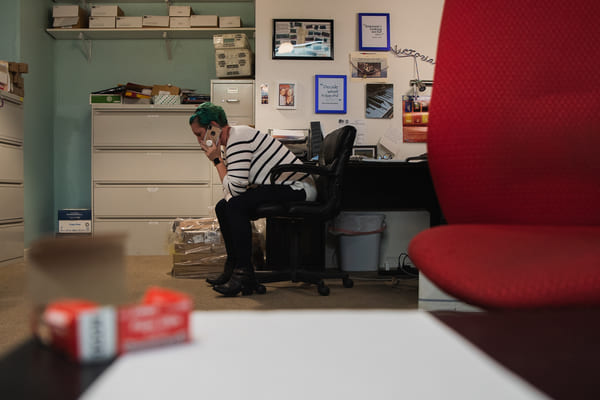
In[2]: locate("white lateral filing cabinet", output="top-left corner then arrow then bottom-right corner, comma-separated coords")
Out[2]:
92,104 -> 220,255
210,79 -> 255,126
0,91 -> 25,263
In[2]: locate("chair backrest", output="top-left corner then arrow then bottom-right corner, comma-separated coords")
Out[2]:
309,121 -> 324,160
312,125 -> 356,216
428,0 -> 600,225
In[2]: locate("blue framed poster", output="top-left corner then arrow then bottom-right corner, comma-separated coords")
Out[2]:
358,13 -> 391,51
315,75 -> 347,114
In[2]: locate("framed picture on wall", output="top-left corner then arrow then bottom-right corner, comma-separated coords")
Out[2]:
272,19 -> 334,60
315,75 -> 347,114
277,82 -> 297,109
358,13 -> 391,51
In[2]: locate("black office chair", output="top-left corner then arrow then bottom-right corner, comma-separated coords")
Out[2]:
251,125 -> 357,295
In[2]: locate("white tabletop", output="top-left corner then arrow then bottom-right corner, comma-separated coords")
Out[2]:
81,310 -> 547,400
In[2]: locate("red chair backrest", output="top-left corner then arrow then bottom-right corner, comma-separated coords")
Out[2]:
428,0 -> 600,225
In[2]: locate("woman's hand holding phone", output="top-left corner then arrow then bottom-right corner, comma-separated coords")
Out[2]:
200,139 -> 219,161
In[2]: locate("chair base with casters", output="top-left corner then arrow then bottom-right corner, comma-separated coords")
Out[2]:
249,125 -> 357,296
253,217 -> 354,296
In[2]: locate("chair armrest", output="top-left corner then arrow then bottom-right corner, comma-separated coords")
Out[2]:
269,163 -> 332,184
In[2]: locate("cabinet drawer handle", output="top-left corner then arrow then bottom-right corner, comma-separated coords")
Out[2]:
146,187 -> 159,193
225,99 -> 240,103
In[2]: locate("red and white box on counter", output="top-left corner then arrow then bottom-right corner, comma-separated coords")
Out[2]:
35,287 -> 192,363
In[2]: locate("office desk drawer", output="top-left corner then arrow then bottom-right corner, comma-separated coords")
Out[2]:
93,150 -> 209,183
0,184 -> 24,221
93,219 -> 174,255
0,222 -> 24,262
0,93 -> 24,144
0,143 -> 23,182
92,106 -> 197,148
94,184 -> 210,217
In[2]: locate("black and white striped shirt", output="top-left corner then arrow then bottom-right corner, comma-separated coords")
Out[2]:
222,126 -> 316,201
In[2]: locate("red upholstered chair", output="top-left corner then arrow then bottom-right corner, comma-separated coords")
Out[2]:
408,0 -> 600,309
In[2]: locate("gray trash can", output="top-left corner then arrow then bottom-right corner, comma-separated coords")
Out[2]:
330,213 -> 386,272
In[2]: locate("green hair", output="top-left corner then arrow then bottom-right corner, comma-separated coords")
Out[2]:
188,102 -> 228,126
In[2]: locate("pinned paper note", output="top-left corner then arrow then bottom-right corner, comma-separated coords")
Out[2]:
379,126 -> 403,157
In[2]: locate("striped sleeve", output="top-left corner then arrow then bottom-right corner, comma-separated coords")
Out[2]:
222,126 -> 314,199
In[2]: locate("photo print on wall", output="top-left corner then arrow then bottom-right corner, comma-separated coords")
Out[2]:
366,84 -> 393,119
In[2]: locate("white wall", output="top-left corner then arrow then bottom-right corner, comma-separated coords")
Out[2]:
255,0 -> 444,160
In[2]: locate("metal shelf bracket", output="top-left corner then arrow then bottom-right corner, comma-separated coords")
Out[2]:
163,32 -> 173,60
78,32 -> 92,62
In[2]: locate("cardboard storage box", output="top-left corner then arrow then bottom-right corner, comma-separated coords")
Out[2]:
89,16 -> 116,29
151,84 -> 181,104
151,84 -> 180,96
142,15 -> 170,27
213,33 -> 250,49
117,16 -> 143,29
52,5 -> 82,17
90,5 -> 124,17
190,15 -> 218,27
219,16 -> 241,28
90,94 -> 122,104
153,95 -> 181,105
215,48 -> 254,78
53,17 -> 87,28
169,5 -> 192,17
170,17 -> 191,28
58,209 -> 92,233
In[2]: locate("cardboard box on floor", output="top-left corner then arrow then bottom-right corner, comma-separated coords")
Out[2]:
28,234 -> 127,309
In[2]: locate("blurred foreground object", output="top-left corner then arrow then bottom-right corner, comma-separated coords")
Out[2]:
28,235 -> 191,362
35,287 -> 192,363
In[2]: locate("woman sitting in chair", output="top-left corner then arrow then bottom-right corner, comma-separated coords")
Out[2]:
189,103 -> 316,296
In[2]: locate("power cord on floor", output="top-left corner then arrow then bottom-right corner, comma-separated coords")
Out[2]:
396,253 -> 419,279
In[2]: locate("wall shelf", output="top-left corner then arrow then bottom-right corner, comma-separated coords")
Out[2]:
46,27 -> 255,40
52,0 -> 253,3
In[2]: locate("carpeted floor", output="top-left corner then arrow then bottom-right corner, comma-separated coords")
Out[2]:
0,256 -> 417,357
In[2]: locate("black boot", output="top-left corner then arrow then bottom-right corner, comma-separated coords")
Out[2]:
206,259 -> 235,286
213,267 -> 258,297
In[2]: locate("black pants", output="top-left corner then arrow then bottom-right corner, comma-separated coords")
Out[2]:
215,185 -> 306,271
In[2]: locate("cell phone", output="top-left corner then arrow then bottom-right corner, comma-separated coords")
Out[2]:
204,125 -> 222,147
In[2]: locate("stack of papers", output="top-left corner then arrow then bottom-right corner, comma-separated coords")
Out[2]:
270,129 -> 307,142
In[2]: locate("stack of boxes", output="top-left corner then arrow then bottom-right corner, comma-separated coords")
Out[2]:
89,5 -> 124,29
50,4 -> 241,30
52,5 -> 88,28
213,33 -> 254,78
169,5 -> 192,28
170,218 -> 227,279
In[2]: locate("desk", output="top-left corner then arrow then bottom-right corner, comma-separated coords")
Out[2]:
264,160 -> 442,270
342,160 -> 443,226
2,310 -> 599,399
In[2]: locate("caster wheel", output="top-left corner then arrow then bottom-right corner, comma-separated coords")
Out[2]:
343,278 -> 354,288
256,284 -> 267,295
317,284 -> 330,296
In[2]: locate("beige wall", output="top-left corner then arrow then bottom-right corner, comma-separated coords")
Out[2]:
255,0 -> 445,160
